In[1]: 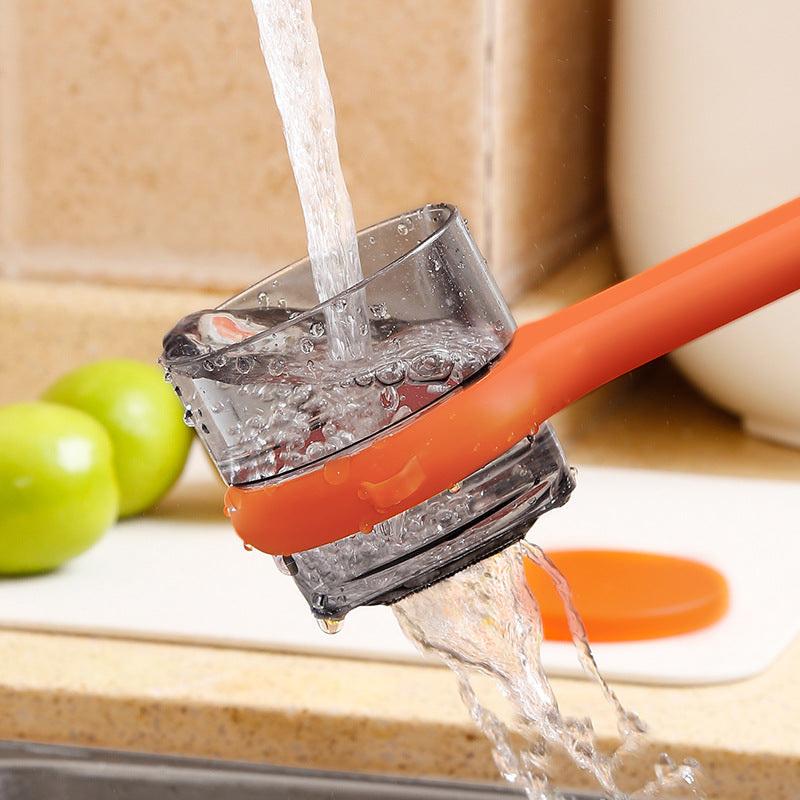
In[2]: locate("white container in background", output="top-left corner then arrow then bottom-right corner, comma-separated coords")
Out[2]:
608,0 -> 800,447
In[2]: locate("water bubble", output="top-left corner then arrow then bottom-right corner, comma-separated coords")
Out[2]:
310,321 -> 325,337
300,338 -> 314,354
376,360 -> 406,385
333,297 -> 348,313
202,359 -> 214,372
306,441 -> 328,460
213,354 -> 227,368
268,358 -> 286,376
318,617 -> 345,635
493,320 -> 505,332
409,351 -> 453,382
369,302 -> 389,319
321,420 -> 339,439
354,371 -> 374,387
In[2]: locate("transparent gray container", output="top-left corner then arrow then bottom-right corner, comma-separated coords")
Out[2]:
161,205 -> 574,620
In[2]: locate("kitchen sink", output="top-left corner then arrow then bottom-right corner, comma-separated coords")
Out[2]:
0,740 -> 606,799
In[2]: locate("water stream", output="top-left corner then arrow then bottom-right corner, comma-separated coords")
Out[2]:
250,0 -> 369,360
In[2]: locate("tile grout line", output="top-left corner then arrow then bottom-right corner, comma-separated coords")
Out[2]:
0,0 -> 23,268
480,0 -> 495,268
0,242 -> 280,293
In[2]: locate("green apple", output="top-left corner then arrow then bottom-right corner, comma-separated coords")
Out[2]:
43,359 -> 193,517
0,402 -> 119,574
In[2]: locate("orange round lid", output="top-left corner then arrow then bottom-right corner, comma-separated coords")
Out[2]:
524,549 -> 729,642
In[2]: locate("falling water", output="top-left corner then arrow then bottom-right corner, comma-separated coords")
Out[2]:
250,0 -> 369,359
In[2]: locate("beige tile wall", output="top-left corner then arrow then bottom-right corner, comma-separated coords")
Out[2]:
0,0 -> 608,299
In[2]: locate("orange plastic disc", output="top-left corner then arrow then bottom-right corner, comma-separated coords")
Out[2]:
523,550 -> 729,642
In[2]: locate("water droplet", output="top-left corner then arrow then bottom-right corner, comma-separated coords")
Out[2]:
278,298 -> 288,309
368,235 -> 376,244
359,521 -> 374,534
493,320 -> 505,332
242,542 -> 254,552
449,482 -> 462,494
309,321 -> 325,337
333,297 -> 347,313
354,370 -> 373,387
236,356 -> 253,374
224,505 -> 236,517
202,359 -> 214,372
323,458 -> 350,486
183,409 -> 195,427
318,617 -> 345,635
257,292 -> 270,307
213,354 -> 227,368
369,302 -> 389,319
268,358 -> 285,376
300,338 -> 314,354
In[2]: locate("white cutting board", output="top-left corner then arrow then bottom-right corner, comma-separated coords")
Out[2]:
1,450 -> 798,686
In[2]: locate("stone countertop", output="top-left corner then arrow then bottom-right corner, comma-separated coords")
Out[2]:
0,625 -> 798,798
1,240 -> 799,798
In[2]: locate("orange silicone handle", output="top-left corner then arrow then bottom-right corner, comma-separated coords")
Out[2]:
227,196 -> 800,555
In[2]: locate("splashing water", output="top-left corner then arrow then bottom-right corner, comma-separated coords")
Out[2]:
394,542 -> 706,798
250,0 -> 368,359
